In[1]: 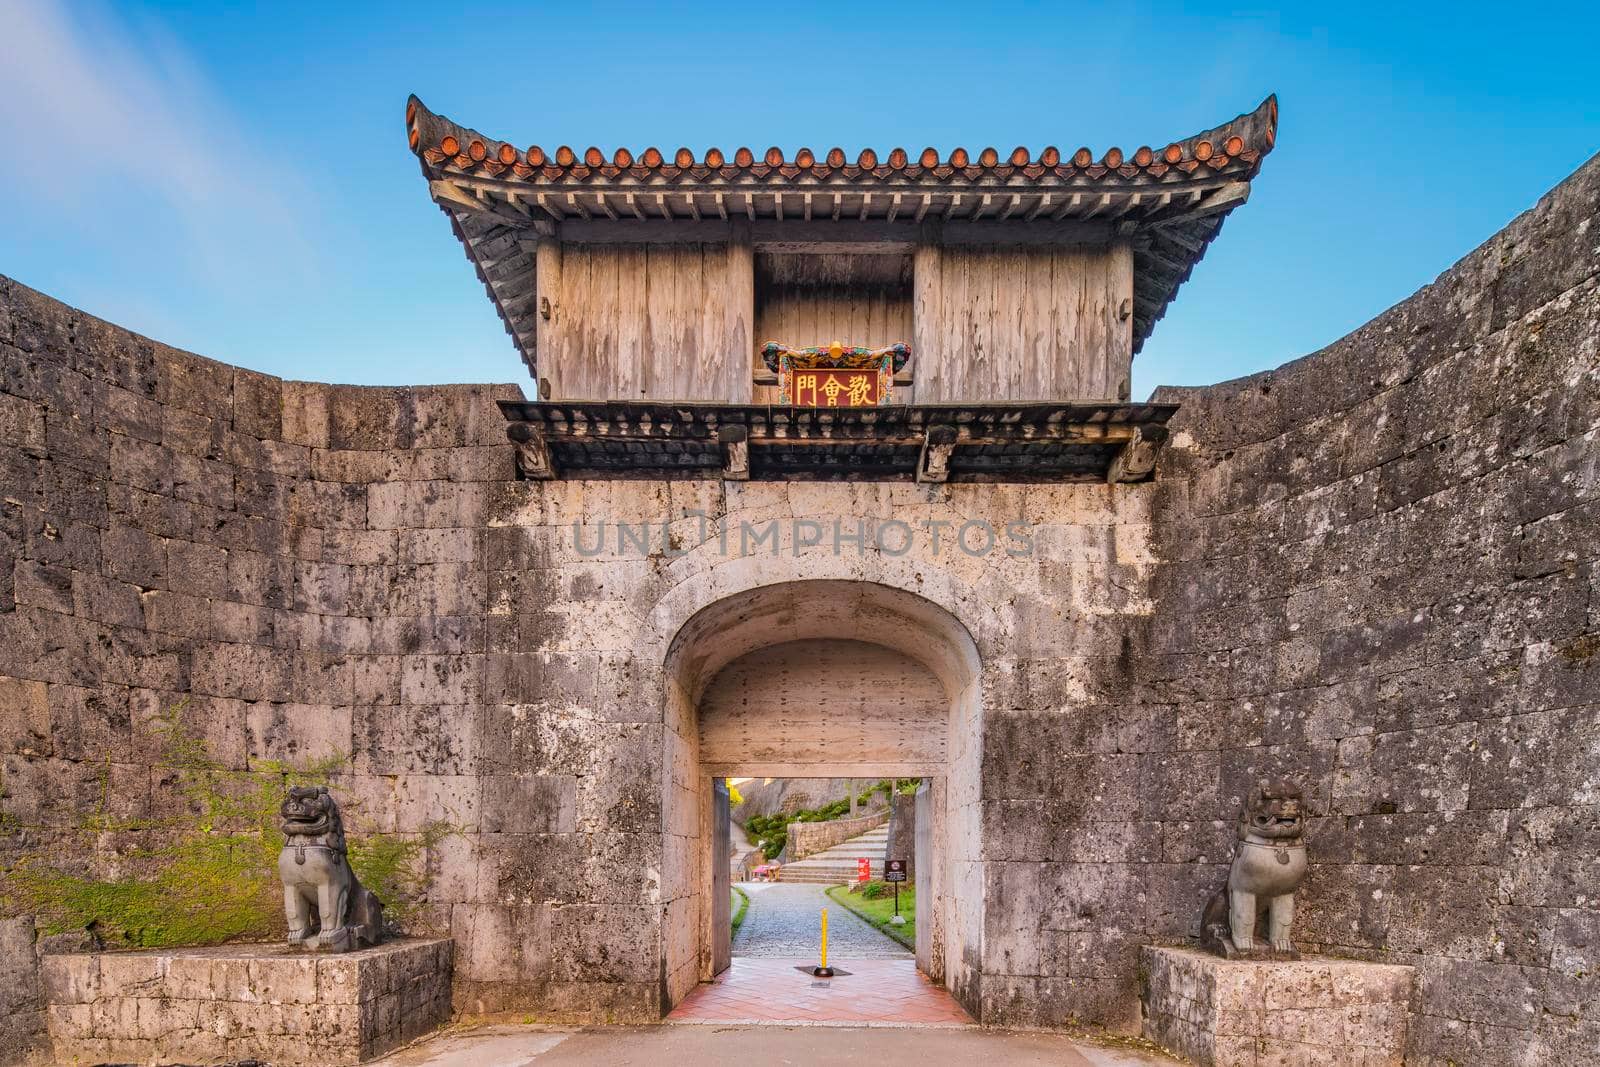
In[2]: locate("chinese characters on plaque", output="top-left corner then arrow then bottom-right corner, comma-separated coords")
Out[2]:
761,340 -> 911,408
790,368 -> 881,407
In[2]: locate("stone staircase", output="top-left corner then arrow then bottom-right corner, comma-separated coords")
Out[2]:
776,824 -> 890,884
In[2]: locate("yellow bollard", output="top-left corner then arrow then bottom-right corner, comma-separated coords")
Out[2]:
809,907 -> 835,977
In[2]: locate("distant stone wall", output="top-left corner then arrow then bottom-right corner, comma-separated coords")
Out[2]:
736,777 -> 867,820
785,810 -> 889,862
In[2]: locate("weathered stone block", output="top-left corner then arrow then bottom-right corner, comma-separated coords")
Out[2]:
1140,946 -> 1413,1067
42,939 -> 451,1066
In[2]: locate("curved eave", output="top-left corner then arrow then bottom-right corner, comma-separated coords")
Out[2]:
405,93 -> 1278,371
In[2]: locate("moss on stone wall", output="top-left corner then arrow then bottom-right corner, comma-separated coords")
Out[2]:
0,703 -> 447,948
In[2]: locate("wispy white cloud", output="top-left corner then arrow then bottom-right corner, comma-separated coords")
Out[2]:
0,0 -> 320,297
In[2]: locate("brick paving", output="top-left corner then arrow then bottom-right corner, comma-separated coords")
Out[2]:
373,1023 -> 1171,1065
667,958 -> 971,1026
674,883 -> 952,1026
731,882 -> 911,959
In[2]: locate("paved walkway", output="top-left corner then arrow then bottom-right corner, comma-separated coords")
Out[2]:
731,881 -> 911,959
372,1024 -> 1172,1066
669,957 -> 970,1025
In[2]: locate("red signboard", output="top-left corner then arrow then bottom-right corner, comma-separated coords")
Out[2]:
789,368 -> 884,408
765,341 -> 907,408
857,857 -> 872,882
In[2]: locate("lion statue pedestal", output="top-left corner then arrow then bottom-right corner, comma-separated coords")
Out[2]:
278,785 -> 385,953
1200,778 -> 1308,960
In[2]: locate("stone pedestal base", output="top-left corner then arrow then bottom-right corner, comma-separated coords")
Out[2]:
42,938 -> 452,1066
1140,946 -> 1413,1067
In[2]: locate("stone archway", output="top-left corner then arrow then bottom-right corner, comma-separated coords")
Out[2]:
659,580 -> 985,1016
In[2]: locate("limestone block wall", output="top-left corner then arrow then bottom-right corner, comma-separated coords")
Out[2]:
1132,154 -> 1595,1063
960,153 -> 1599,1058
784,810 -> 888,862
0,918 -> 43,1064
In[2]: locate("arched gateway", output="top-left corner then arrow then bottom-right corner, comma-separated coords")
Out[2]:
660,581 -> 983,1007
7,80 -> 1595,1067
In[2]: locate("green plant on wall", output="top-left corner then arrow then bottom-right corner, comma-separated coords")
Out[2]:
0,702 -> 450,949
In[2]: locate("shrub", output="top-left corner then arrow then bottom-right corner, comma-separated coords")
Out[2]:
0,702 -> 449,948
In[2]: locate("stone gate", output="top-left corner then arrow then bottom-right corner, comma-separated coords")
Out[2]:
0,97 -> 1596,1065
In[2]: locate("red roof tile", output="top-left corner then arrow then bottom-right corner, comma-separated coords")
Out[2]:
406,95 -> 1277,190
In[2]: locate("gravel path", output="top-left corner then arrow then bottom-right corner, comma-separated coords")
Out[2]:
731,882 -> 911,959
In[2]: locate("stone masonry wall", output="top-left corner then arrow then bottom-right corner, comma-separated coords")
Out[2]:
1133,154 -> 1597,1063
785,810 -> 888,862
967,154 -> 1598,1061
0,274 -> 542,1033
0,918 -> 43,1064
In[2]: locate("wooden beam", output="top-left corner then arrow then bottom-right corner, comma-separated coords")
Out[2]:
1052,192 -> 1084,221
428,180 -> 534,227
701,762 -> 943,778
942,218 -> 1114,247
1151,181 -> 1250,225
752,219 -> 919,253
532,234 -> 561,387
531,420 -> 1139,447
508,216 -> 1115,250
556,219 -> 733,244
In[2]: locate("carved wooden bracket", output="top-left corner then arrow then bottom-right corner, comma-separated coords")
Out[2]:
917,424 -> 959,484
1106,425 -> 1168,483
506,423 -> 556,480
719,424 -> 750,481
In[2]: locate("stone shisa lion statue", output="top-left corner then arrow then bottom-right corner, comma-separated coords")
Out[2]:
1201,778 -> 1309,959
278,785 -> 385,952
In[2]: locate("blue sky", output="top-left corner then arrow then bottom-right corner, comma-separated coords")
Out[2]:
2,1 -> 1597,399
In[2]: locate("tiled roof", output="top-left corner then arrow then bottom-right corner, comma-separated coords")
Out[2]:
407,95 -> 1275,190
406,95 -> 1277,374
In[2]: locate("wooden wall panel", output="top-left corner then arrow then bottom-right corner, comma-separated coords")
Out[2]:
914,242 -> 1133,403
698,638 -> 947,775
538,241 -> 753,402
752,253 -> 913,404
